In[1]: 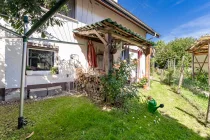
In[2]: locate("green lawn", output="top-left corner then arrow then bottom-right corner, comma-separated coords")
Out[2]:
0,80 -> 209,140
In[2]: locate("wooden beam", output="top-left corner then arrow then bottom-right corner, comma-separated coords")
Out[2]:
177,56 -> 185,94
206,42 -> 210,125
195,56 -> 202,70
110,32 -> 148,48
199,54 -> 208,73
104,33 -> 112,74
194,52 -> 208,55
92,30 -> 107,45
145,47 -> 151,87
74,33 -> 102,43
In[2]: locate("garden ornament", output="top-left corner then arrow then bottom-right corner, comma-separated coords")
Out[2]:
147,96 -> 164,113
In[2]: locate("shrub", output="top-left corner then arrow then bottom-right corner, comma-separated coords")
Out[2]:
135,77 -> 148,88
26,66 -> 32,70
100,60 -> 139,107
50,67 -> 59,75
162,68 -> 174,85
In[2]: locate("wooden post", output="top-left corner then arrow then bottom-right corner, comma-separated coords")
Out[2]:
104,33 -> 112,74
145,47 -> 151,87
152,58 -> 155,76
161,69 -> 164,82
173,58 -> 176,73
177,56 -> 185,94
192,53 -> 194,80
167,59 -> 169,69
206,43 -> 210,126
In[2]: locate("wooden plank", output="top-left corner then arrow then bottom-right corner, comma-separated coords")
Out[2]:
104,33 -> 112,74
93,30 -> 107,45
199,54 -> 208,73
206,42 -> 210,125
109,31 -> 148,48
195,56 -> 202,70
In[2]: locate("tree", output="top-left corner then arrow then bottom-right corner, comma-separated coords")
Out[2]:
167,38 -> 195,67
0,0 -> 68,35
154,38 -> 195,69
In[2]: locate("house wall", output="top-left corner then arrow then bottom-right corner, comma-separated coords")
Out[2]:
0,39 -> 5,89
129,46 -> 146,79
0,39 -> 5,100
0,28 -> 23,100
194,55 -> 208,72
0,0 -> 149,100
76,0 -> 147,37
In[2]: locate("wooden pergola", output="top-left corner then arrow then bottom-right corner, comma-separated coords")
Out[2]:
187,36 -> 210,76
73,18 -> 154,81
187,35 -> 210,126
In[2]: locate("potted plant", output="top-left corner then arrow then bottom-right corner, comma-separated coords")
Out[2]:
26,66 -> 33,75
50,67 -> 59,75
110,46 -> 118,54
140,77 -> 148,89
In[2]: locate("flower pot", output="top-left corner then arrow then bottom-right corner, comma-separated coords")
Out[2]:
143,85 -> 148,90
26,70 -> 33,75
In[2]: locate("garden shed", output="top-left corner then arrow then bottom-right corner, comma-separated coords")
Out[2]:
187,35 -> 210,125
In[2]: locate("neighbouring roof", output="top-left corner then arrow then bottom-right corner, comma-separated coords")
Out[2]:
187,35 -> 210,55
97,0 -> 160,38
73,18 -> 155,47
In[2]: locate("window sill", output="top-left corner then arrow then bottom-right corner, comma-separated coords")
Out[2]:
26,70 -> 51,76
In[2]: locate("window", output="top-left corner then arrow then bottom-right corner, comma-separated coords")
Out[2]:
121,46 -> 130,61
28,49 -> 54,71
61,0 -> 75,18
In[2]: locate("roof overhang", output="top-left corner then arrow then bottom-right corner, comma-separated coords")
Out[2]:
187,36 -> 210,55
73,18 -> 154,48
96,0 -> 160,38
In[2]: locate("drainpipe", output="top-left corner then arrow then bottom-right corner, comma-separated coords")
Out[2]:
18,16 -> 28,129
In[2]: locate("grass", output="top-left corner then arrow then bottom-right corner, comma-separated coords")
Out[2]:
0,80 -> 210,139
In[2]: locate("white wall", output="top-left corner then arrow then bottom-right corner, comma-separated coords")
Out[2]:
5,38 -> 23,89
194,55 -> 208,72
76,0 -> 147,37
0,28 -> 23,89
140,54 -> 146,78
0,0 -> 149,89
0,39 -> 5,88
129,46 -> 146,79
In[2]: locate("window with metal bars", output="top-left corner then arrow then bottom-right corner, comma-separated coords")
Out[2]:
28,49 -> 54,71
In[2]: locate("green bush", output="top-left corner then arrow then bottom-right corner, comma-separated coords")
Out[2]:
162,68 -> 174,85
101,60 -> 139,107
135,77 -> 148,88
50,67 -> 59,75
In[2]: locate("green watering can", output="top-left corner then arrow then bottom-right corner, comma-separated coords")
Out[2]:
148,98 -> 164,113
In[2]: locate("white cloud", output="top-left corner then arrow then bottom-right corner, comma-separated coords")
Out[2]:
172,0 -> 185,6
194,2 -> 210,12
162,14 -> 210,42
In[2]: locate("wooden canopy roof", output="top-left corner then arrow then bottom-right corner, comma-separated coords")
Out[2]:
187,36 -> 210,55
73,18 -> 154,48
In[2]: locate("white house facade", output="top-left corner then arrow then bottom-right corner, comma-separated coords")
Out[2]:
0,0 -> 159,101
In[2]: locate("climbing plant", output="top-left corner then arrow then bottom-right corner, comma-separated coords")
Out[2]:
101,60 -> 139,107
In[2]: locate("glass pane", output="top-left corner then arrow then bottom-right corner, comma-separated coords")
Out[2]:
29,49 -> 54,71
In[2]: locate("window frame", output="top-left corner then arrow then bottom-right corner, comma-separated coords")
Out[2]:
26,44 -> 59,76
59,0 -> 76,19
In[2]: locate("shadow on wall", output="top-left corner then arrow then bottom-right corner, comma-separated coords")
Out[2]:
4,38 -> 23,89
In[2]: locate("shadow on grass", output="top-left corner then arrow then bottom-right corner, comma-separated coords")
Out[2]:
175,107 -> 206,126
0,96 -> 208,140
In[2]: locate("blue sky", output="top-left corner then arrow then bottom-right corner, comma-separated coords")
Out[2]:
119,0 -> 210,42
